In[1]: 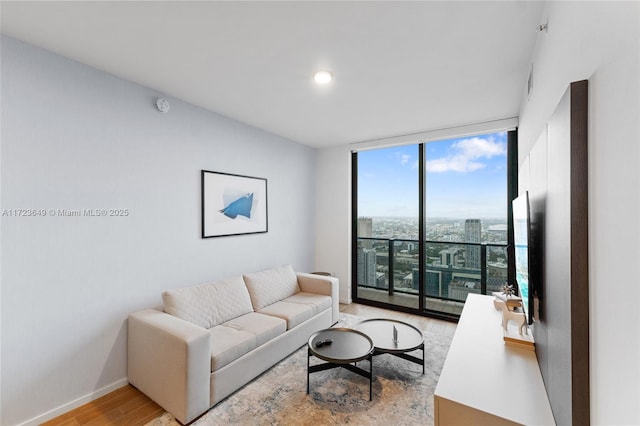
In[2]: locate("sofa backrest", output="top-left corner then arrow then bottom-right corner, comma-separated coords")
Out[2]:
162,275 -> 253,329
243,264 -> 300,310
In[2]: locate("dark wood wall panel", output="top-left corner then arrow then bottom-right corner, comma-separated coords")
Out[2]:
529,80 -> 589,425
569,80 -> 589,425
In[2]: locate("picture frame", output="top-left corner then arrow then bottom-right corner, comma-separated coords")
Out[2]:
201,170 -> 268,238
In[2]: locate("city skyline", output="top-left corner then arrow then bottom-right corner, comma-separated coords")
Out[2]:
356,215 -> 509,304
357,131 -> 508,219
359,216 -> 508,245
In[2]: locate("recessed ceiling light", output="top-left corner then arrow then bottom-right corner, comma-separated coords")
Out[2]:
313,71 -> 333,84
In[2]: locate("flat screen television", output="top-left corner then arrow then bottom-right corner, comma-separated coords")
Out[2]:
512,191 -> 534,325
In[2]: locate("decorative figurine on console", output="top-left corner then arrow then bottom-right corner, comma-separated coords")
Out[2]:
496,300 -> 528,336
493,284 -> 534,349
496,283 -> 527,334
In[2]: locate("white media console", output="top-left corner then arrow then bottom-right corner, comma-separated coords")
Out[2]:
434,294 -> 555,425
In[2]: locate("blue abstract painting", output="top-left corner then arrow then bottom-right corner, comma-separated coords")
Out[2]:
202,170 -> 268,238
219,193 -> 254,219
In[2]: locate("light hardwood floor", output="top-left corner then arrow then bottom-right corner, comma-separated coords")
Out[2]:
40,385 -> 164,426
43,303 -> 457,426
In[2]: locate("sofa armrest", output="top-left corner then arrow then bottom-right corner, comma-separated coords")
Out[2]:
296,273 -> 339,324
128,309 -> 210,424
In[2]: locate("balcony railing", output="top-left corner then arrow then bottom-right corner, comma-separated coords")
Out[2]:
356,237 -> 508,307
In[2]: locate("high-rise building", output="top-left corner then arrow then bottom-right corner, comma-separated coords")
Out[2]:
424,269 -> 450,298
440,247 -> 459,267
464,219 -> 482,270
357,247 -> 377,287
358,217 -> 373,249
424,264 -> 482,299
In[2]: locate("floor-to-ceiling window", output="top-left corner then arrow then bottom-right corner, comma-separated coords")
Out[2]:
354,145 -> 420,309
352,130 -> 515,319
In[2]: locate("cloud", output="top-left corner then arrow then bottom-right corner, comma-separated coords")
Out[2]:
394,152 -> 412,167
426,136 -> 506,173
452,137 -> 506,159
426,157 -> 486,173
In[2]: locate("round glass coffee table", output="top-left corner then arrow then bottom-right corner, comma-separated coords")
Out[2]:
353,318 -> 425,374
307,328 -> 375,400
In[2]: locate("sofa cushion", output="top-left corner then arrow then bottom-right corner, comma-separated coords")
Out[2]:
210,313 -> 286,372
209,325 -> 256,372
282,292 -> 332,314
223,312 -> 286,347
243,264 -> 300,311
257,301 -> 316,330
162,275 -> 253,329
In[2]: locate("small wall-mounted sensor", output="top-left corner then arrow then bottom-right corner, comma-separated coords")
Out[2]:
536,21 -> 548,33
155,97 -> 170,113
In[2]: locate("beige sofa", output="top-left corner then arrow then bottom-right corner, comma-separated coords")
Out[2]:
127,265 -> 338,424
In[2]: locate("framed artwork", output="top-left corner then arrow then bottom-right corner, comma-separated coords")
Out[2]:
201,170 -> 268,238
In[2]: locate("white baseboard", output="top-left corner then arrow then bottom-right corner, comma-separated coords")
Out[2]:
339,297 -> 352,304
18,378 -> 129,426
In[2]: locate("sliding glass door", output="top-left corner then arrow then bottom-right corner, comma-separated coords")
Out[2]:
352,131 -> 515,319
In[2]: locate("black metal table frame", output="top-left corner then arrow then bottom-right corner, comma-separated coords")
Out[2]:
307,347 -> 374,401
371,342 -> 425,374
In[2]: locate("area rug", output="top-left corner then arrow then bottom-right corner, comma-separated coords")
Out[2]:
145,314 -> 453,426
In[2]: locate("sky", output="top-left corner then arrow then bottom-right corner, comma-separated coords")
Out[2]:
357,131 -> 508,219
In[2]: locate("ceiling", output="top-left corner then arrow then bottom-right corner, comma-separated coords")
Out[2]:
0,1 -> 545,148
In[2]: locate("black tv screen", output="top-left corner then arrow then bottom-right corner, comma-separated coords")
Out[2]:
512,191 -> 533,324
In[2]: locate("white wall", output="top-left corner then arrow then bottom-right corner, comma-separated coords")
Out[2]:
0,36 -> 317,426
517,2 -> 639,424
315,145 -> 352,303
